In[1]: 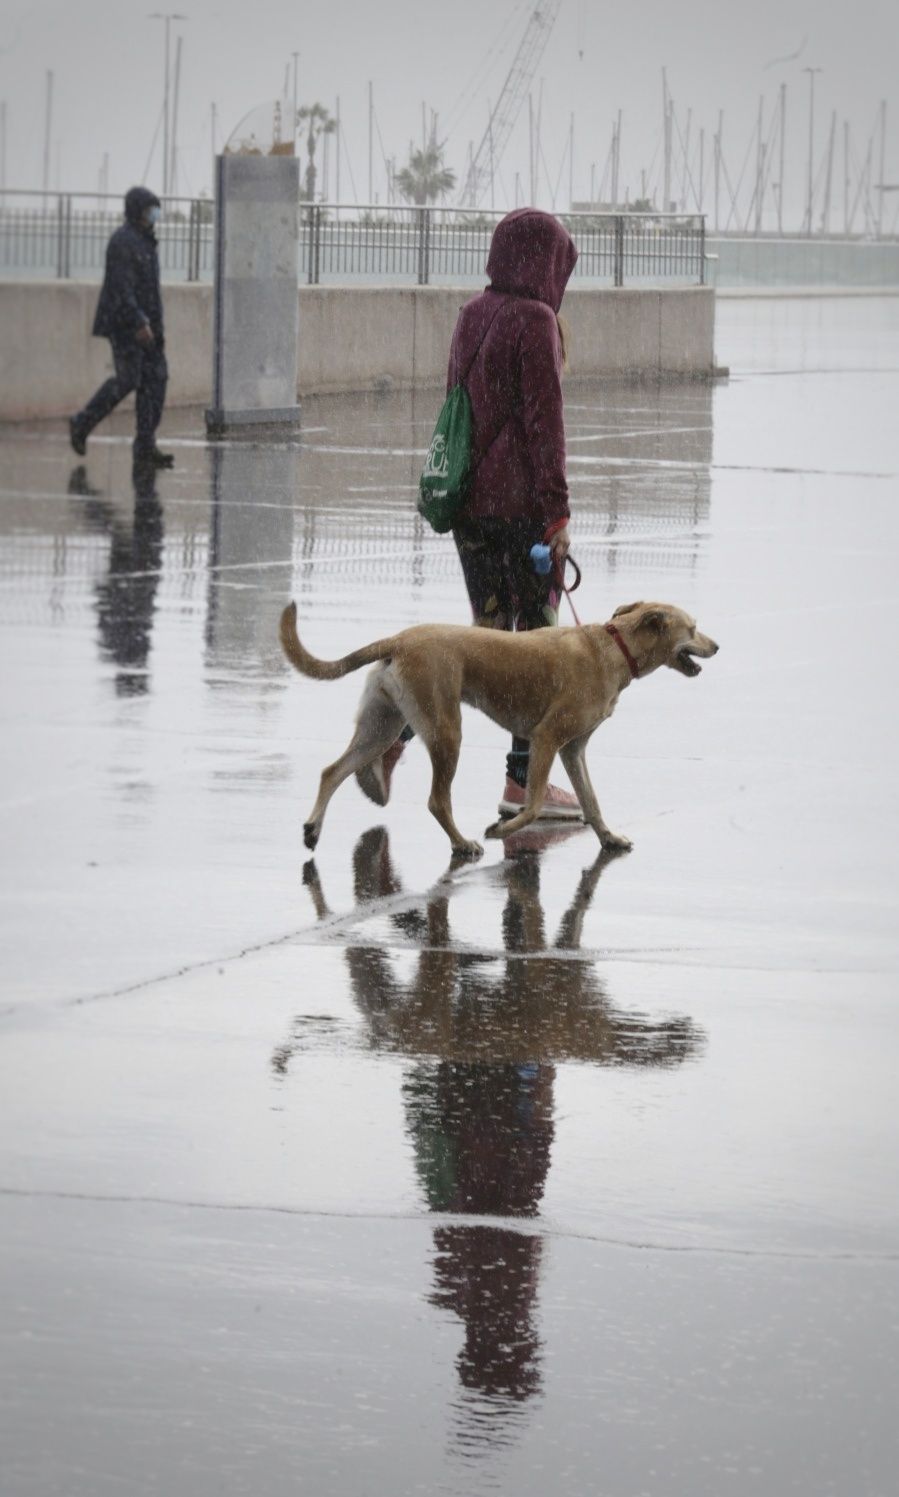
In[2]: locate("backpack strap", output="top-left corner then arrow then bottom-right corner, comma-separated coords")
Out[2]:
457,296 -> 509,387
458,298 -> 515,480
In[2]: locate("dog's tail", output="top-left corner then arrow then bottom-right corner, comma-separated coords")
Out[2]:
279,601 -> 394,681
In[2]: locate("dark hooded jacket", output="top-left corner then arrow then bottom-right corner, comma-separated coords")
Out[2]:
92,187 -> 164,341
447,208 -> 578,533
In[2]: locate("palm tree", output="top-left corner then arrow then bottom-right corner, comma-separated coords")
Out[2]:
297,103 -> 336,202
395,144 -> 456,207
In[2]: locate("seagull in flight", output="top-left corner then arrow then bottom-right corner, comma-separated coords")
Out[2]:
764,35 -> 808,69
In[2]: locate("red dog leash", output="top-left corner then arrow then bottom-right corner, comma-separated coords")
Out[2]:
551,553 -> 639,678
556,554 -> 583,627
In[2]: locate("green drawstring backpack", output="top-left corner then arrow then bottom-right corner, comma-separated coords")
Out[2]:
417,301 -> 508,534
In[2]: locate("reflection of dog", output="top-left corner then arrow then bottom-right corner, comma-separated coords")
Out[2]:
280,599 -> 718,859
273,827 -> 703,1073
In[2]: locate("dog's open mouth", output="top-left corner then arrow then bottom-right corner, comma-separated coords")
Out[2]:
674,645 -> 703,677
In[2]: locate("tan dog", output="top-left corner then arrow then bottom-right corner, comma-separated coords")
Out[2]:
279,600 -> 718,859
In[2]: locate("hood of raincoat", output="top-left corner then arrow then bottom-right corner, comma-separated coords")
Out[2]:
485,207 -> 578,313
124,186 -> 161,226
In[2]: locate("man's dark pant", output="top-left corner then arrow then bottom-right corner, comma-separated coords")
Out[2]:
78,337 -> 168,455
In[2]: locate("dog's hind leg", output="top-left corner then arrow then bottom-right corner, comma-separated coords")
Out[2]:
558,735 -> 632,852
303,691 -> 405,852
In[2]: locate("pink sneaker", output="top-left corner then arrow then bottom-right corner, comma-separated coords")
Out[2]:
355,737 -> 407,807
497,777 -> 583,821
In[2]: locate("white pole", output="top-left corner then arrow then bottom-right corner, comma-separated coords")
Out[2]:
714,113 -> 721,231
662,68 -> 670,211
877,99 -> 887,237
698,126 -> 704,212
802,66 -> 822,235
169,34 -> 183,197
844,120 -> 850,235
778,84 -> 786,235
163,17 -> 170,196
42,70 -> 53,204
682,105 -> 692,211
821,109 -> 836,234
754,95 -> 764,234
368,82 -> 373,203
536,78 -> 544,205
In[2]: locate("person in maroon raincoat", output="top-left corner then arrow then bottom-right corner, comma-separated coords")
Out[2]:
358,208 -> 581,819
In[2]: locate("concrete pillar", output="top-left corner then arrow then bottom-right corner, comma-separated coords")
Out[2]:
205,154 -> 301,436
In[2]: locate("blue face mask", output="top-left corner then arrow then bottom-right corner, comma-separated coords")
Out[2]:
147,206 -> 161,226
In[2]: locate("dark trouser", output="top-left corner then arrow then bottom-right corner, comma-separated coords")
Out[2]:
78,336 -> 168,455
453,515 -> 562,787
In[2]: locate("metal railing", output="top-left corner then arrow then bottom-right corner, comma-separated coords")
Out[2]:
0,190 -> 706,287
0,190 -> 211,282
300,204 -> 705,287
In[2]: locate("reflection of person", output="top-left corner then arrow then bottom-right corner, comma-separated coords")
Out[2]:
69,186 -> 173,469
276,831 -> 703,1415
405,1059 -> 552,1401
68,462 -> 163,696
357,209 -> 581,821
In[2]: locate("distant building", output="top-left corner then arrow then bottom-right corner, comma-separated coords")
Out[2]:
571,200 -> 631,214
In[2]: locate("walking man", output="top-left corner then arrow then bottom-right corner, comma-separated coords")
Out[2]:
70,186 -> 173,468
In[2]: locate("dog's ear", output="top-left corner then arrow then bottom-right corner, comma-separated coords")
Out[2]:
613,601 -> 643,618
640,608 -> 668,634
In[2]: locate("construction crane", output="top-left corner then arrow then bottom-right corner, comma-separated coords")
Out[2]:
459,0 -> 562,208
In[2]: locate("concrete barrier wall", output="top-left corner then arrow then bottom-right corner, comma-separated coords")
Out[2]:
0,282 -> 212,421
0,281 -> 715,421
707,236 -> 899,289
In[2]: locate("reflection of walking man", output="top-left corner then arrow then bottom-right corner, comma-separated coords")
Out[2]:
70,186 -> 173,468
68,461 -> 164,697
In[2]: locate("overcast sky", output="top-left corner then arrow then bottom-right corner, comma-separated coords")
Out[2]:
1,0 -> 897,231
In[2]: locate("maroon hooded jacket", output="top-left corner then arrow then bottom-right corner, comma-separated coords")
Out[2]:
447,208 -> 578,535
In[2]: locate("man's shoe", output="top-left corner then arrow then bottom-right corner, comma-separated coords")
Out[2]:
355,738 -> 407,807
67,465 -> 101,497
69,417 -> 87,457
498,776 -> 584,821
134,446 -> 174,468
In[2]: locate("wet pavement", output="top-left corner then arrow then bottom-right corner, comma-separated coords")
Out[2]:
1,296 -> 898,1494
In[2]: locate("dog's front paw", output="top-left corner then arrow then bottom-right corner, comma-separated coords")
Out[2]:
601,831 -> 632,853
303,822 -> 320,852
452,839 -> 483,861
483,820 -> 505,840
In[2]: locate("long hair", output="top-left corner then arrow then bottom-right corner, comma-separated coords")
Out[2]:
557,314 -> 570,371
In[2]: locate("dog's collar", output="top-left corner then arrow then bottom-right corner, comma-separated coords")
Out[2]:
604,623 -> 640,679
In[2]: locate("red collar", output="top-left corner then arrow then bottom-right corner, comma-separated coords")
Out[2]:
604,623 -> 640,679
